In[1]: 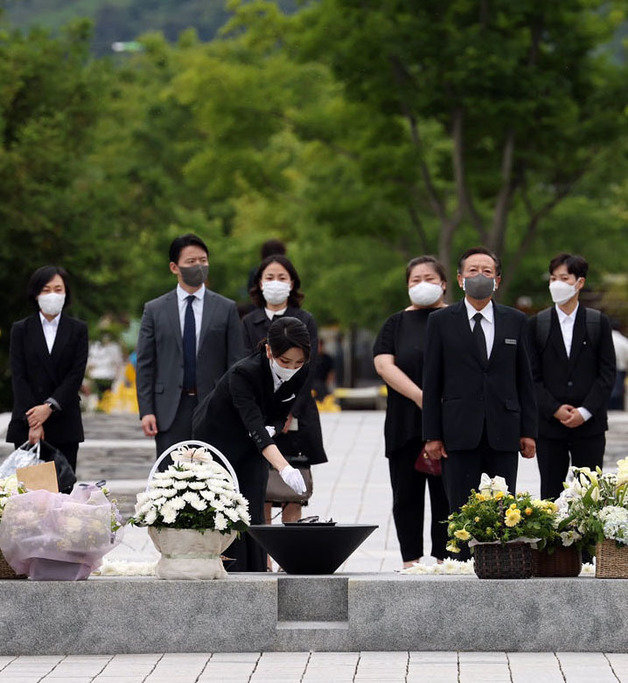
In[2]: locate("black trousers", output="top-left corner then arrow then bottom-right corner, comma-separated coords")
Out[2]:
537,433 -> 606,500
226,455 -> 269,573
388,440 -> 449,561
155,393 -> 198,468
442,428 -> 518,560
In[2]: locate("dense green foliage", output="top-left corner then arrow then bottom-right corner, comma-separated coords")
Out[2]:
0,1 -> 626,409
3,0 -> 296,54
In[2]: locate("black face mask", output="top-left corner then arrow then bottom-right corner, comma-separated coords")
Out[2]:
179,264 -> 208,288
463,274 -> 495,300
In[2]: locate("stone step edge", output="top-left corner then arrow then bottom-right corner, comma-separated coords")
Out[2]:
276,621 -> 349,631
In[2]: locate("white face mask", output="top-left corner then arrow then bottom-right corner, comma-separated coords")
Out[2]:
549,280 -> 579,305
262,280 -> 291,305
38,293 -> 65,317
270,358 -> 301,382
408,281 -> 443,307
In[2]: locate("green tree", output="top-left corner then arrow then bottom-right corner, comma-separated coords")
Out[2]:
290,0 -> 627,291
0,21 -> 142,408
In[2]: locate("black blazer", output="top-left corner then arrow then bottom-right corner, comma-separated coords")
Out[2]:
192,350 -> 308,466
7,314 -> 88,444
528,306 -> 615,439
241,307 -> 327,464
422,300 -> 537,452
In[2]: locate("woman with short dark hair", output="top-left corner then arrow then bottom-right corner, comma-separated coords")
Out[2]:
193,317 -> 311,571
242,255 -> 327,527
373,256 -> 450,567
7,266 -> 88,472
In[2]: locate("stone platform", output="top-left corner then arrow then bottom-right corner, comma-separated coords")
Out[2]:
1,574 -> 626,655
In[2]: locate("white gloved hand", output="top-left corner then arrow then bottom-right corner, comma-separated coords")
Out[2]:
280,465 -> 306,494
265,425 -> 276,438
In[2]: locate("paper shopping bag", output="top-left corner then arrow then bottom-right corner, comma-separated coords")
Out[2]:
17,461 -> 59,493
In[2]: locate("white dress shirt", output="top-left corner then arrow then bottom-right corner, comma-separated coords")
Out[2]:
465,298 -> 494,358
265,307 -> 287,320
177,284 -> 204,349
556,303 -> 578,356
555,303 -> 591,422
39,312 -> 60,353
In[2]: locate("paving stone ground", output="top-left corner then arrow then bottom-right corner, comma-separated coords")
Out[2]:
1,410 -> 627,681
0,651 -> 625,682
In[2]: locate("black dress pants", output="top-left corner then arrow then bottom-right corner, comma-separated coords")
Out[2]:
226,454 -> 269,572
388,439 -> 449,561
155,393 -> 198,468
537,433 -> 606,500
442,428 -> 518,560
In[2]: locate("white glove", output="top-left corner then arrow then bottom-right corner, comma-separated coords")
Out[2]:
280,465 -> 306,494
265,425 -> 276,438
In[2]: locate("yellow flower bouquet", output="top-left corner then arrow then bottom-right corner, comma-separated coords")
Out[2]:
446,474 -> 558,556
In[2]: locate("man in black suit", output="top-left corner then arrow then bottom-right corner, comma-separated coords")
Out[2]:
528,253 -> 616,499
423,247 -> 537,519
136,234 -> 245,459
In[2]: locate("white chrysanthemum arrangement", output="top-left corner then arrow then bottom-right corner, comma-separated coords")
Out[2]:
132,447 -> 250,534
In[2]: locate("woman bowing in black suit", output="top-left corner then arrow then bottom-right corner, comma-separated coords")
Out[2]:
242,255 -> 327,525
7,266 -> 88,472
192,317 -> 309,572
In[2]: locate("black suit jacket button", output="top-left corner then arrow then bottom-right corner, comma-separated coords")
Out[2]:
567,381 -> 573,387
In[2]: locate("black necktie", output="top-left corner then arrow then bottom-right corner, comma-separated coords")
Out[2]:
183,295 -> 196,390
473,312 -> 488,364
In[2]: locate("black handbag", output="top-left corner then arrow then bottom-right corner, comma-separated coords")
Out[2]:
40,441 -> 77,493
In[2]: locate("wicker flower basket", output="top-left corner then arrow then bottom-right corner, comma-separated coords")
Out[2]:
532,546 -> 582,577
595,539 -> 628,579
0,548 -> 26,580
472,541 -> 533,579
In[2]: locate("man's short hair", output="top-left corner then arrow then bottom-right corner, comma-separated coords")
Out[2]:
549,253 -> 588,279
169,234 -> 209,264
457,247 -> 502,276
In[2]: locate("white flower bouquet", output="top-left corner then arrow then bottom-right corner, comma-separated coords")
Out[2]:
132,446 -> 250,534
0,484 -> 122,580
0,475 -> 26,520
556,458 -> 628,550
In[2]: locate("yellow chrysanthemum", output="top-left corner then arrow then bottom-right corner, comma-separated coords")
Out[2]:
504,508 -> 522,527
446,541 -> 460,554
474,516 -> 480,522
509,503 -> 517,510
475,493 -> 487,502
493,491 -> 504,500
454,529 -> 471,541
525,508 -> 533,516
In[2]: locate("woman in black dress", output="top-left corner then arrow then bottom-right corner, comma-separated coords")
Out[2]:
373,256 -> 450,567
7,266 -> 88,472
242,255 -> 327,524
192,317 -> 309,571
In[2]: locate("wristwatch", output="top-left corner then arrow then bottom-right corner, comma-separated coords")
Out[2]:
45,400 -> 57,412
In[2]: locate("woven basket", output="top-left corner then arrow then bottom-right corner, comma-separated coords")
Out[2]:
0,548 -> 26,580
473,542 -> 533,579
532,546 -> 582,577
595,539 -> 628,579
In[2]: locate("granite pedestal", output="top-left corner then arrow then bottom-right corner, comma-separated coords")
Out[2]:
1,574 -> 626,655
